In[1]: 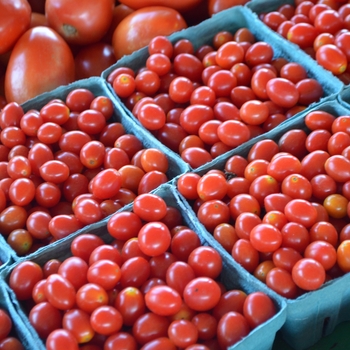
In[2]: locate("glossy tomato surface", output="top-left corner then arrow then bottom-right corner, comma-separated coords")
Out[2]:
5,26 -> 75,104
0,0 -> 31,54
45,0 -> 115,45
112,6 -> 187,60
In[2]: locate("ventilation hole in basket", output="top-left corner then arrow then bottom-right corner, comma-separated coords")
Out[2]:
322,317 -> 330,336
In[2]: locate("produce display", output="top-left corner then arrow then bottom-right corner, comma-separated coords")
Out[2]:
107,30 -> 325,169
2,186 -> 286,350
177,108 -> 350,298
0,1 -> 350,350
0,88 -> 177,256
250,0 -> 350,83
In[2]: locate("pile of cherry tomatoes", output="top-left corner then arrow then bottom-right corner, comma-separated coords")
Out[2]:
177,107 -> 350,298
258,0 -> 350,83
107,29 -> 325,169
0,86 -> 173,256
7,192 -> 278,350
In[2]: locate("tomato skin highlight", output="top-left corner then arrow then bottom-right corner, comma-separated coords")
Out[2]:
0,0 -> 32,55
112,6 -> 187,60
5,26 -> 75,104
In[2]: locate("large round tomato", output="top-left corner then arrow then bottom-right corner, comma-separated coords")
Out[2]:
5,26 -> 75,104
112,6 -> 187,60
45,0 -> 115,45
119,0 -> 202,12
0,0 -> 31,55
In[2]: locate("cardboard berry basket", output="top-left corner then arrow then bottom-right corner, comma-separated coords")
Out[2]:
337,84 -> 350,110
101,5 -> 343,171
0,234 -> 18,272
172,98 -> 350,350
0,76 -> 192,262
247,0 -> 350,87
21,76 -> 190,180
0,278 -> 44,349
0,183 -> 287,350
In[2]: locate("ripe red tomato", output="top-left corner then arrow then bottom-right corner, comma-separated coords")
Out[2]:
46,329 -> 79,350
133,193 -> 167,221
292,258 -> 326,291
0,309 -> 12,341
29,301 -> 63,339
316,44 -> 347,75
9,261 -> 43,300
188,246 -> 222,279
266,267 -> 299,298
138,221 -> 171,257
0,0 -> 31,55
168,319 -> 198,348
44,273 -> 76,310
250,223 -> 282,253
217,311 -> 250,348
62,308 -> 95,343
90,305 -> 123,336
243,291 -> 276,328
112,7 -> 187,60
183,277 -> 221,311
145,285 -> 182,316
76,283 -> 109,314
90,168 -> 122,200
45,0 -> 114,45
5,26 -> 75,104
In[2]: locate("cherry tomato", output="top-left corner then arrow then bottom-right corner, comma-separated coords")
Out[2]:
44,273 -> 76,310
90,305 -> 123,336
138,221 -> 171,257
292,258 -> 326,291
145,285 -> 182,316
217,311 -> 250,349
29,301 -> 63,339
316,44 -> 347,75
132,312 -> 170,345
9,260 -> 43,300
46,329 -> 79,350
62,308 -> 95,344
232,239 -> 260,273
133,193 -> 167,221
243,291 -> 276,328
266,267 -> 299,299
250,223 -> 283,253
76,283 -> 109,314
183,277 -> 221,311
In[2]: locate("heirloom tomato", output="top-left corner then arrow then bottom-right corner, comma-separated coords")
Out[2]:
5,26 -> 75,104
112,7 -> 187,60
